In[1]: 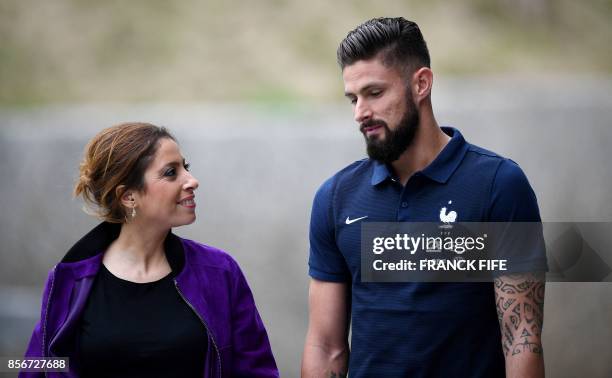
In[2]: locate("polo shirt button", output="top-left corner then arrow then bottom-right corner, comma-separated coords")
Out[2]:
401,202 -> 408,208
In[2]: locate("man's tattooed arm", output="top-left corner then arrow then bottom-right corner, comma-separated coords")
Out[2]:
494,272 -> 545,378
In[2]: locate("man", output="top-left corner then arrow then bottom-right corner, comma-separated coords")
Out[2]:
302,18 -> 547,377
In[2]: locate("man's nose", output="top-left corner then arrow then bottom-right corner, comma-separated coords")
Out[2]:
354,99 -> 373,124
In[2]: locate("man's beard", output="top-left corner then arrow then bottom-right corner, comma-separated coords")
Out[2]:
361,100 -> 419,164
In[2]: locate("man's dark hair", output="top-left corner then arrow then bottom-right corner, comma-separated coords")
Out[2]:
337,17 -> 430,73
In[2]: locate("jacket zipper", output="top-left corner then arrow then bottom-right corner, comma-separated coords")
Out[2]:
174,280 -> 222,378
41,265 -> 57,378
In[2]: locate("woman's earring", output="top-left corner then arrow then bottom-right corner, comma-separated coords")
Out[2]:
131,206 -> 137,219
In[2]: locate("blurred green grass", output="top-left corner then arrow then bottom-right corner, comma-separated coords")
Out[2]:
1,0 -> 611,105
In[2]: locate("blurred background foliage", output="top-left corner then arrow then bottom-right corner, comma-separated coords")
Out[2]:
1,0 -> 611,105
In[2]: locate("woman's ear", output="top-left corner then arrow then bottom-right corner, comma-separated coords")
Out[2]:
116,185 -> 136,210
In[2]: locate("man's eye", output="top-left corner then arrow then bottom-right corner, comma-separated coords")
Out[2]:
349,98 -> 357,105
164,168 -> 176,177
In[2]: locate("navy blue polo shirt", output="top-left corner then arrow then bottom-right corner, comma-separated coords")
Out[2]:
308,127 -> 547,377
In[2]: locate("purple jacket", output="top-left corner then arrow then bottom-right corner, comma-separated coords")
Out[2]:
22,222 -> 279,377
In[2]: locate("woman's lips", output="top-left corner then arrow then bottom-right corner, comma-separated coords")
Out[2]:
178,198 -> 196,208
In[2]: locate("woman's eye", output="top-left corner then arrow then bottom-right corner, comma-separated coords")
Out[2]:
184,163 -> 191,171
164,168 -> 176,177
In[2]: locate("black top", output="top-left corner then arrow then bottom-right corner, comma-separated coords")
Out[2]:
78,264 -> 207,378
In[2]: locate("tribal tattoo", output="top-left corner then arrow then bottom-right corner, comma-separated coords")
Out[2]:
494,273 -> 545,357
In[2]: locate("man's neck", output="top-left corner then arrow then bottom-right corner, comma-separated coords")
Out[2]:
391,115 -> 450,186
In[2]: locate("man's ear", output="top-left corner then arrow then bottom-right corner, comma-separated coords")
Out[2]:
411,67 -> 433,105
116,185 -> 136,209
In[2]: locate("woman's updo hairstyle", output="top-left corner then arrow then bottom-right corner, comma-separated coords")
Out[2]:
74,122 -> 175,223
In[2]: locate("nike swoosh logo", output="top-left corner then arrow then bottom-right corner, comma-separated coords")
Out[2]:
345,216 -> 368,225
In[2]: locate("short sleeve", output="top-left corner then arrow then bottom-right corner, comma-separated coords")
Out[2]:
308,178 -> 351,282
487,159 -> 548,274
488,159 -> 541,222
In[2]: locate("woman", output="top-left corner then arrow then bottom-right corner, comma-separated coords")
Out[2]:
22,123 -> 279,377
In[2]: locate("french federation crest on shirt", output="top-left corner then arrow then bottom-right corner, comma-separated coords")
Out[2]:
439,200 -> 457,227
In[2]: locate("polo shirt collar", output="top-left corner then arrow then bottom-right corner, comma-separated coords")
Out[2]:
370,126 -> 468,185
371,160 -> 392,185
421,127 -> 468,183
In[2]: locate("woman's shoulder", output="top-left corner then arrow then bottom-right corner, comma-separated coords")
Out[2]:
178,237 -> 241,273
